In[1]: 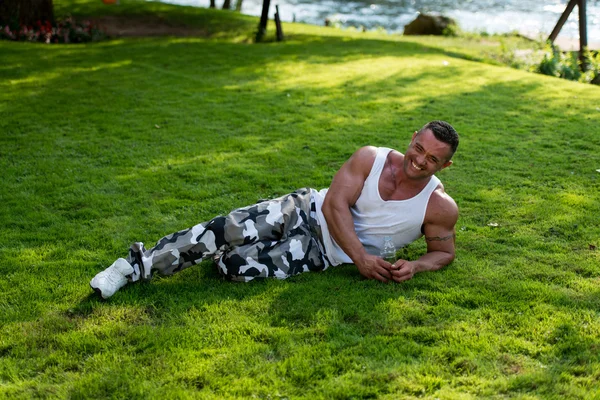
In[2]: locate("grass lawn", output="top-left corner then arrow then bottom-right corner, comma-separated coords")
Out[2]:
1,1 -> 600,398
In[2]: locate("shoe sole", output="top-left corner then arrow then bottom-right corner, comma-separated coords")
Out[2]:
90,282 -> 108,300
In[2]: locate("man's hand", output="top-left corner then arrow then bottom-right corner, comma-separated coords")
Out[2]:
356,254 -> 394,282
390,259 -> 417,282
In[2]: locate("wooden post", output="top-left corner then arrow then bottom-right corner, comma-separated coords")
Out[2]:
255,0 -> 271,42
275,5 -> 284,41
548,0 -> 577,43
547,0 -> 588,71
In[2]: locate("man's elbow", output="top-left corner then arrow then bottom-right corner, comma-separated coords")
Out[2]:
442,251 -> 455,268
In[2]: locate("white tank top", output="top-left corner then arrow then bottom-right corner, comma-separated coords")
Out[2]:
313,147 -> 441,265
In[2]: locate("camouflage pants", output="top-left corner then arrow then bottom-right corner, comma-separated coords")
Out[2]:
126,188 -> 330,282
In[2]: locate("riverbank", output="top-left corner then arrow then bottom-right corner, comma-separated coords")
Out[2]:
55,0 -> 598,85
519,32 -> 600,51
162,0 -> 600,45
50,1 -> 544,64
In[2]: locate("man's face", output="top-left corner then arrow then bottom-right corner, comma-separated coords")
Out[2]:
403,129 -> 453,180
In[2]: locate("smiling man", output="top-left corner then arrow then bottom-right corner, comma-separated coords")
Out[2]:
320,120 -> 459,283
90,120 -> 459,298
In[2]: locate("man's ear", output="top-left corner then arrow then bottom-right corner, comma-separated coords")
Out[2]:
441,160 -> 453,169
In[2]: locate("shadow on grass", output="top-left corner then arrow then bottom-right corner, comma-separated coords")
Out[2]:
56,0 -> 259,38
0,31 -> 520,87
3,31 -> 599,305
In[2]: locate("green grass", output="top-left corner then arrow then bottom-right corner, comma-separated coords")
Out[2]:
1,1 -> 600,398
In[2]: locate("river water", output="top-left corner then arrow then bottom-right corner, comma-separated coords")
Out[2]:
162,0 -> 600,40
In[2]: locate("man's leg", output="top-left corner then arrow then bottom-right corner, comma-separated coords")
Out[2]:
91,188 -> 324,297
127,188 -> 320,281
216,211 -> 328,282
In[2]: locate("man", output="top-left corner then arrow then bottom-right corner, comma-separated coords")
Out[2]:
91,120 -> 459,299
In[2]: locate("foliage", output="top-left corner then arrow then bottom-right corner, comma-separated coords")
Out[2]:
406,32 -> 600,86
537,43 -> 579,79
442,22 -> 461,37
1,0 -> 600,398
533,43 -> 600,85
0,16 -> 105,43
582,49 -> 600,85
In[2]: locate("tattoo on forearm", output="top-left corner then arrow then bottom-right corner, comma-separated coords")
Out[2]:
425,234 -> 456,242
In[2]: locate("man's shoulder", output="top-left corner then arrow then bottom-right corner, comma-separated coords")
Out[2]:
347,146 -> 379,176
426,183 -> 458,224
352,146 -> 404,166
353,145 -> 378,159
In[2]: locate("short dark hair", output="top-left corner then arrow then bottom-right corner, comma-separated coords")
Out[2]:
418,120 -> 459,159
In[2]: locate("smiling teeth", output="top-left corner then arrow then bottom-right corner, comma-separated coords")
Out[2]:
412,161 -> 423,170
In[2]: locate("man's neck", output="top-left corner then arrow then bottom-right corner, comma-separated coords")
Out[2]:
382,152 -> 431,201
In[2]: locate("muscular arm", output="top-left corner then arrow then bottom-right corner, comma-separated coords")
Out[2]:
391,188 -> 458,282
322,146 -> 393,282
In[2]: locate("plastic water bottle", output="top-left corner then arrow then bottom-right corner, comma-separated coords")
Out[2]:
380,236 -> 396,264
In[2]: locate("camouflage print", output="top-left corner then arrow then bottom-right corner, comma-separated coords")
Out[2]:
126,188 -> 330,282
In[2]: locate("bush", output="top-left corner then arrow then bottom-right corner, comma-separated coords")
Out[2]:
0,17 -> 105,44
582,49 -> 600,85
536,43 -> 600,85
442,23 -> 461,37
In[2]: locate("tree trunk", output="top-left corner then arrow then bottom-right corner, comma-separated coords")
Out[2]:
235,0 -> 243,12
0,0 -> 55,28
222,0 -> 231,10
209,0 -> 216,8
255,0 -> 270,42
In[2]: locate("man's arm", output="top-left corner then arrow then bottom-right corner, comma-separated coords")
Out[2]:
391,188 -> 458,282
322,146 -> 394,282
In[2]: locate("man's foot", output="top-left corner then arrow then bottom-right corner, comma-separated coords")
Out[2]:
90,258 -> 134,299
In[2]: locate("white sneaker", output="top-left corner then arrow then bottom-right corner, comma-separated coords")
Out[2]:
90,258 -> 134,299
